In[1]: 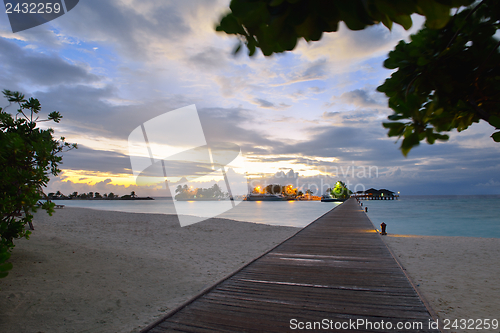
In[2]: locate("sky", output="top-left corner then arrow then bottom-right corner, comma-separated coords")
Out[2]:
1,0 -> 499,196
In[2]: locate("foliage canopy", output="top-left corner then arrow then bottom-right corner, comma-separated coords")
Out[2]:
0,90 -> 76,278
216,0 -> 473,56
216,0 -> 500,155
330,181 -> 352,199
378,1 -> 500,155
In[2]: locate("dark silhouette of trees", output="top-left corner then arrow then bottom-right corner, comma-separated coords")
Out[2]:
175,184 -> 227,200
1,90 -> 76,278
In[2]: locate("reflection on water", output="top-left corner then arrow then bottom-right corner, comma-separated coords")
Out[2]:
55,198 -> 340,228
50,195 -> 499,236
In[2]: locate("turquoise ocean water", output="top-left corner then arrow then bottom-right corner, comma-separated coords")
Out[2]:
56,195 -> 499,238
364,195 -> 500,238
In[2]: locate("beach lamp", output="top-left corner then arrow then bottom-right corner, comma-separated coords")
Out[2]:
380,222 -> 387,235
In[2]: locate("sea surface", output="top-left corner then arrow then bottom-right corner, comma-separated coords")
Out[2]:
56,198 -> 340,228
364,195 -> 500,238
56,195 -> 500,237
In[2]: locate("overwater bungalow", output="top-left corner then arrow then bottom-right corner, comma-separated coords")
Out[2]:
354,188 -> 399,200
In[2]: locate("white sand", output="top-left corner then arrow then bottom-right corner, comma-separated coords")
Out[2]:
0,208 -> 299,333
384,235 -> 500,333
3,209 -> 499,333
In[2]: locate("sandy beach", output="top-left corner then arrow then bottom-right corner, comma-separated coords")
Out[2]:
0,208 -> 299,333
383,235 -> 500,333
1,208 -> 499,333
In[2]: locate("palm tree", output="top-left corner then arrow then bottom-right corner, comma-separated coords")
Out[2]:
130,191 -> 136,198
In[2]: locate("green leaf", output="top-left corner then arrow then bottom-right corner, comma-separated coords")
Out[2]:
48,111 -> 62,123
232,42 -> 242,55
417,0 -> 452,29
0,262 -> 13,273
434,133 -> 450,141
425,129 -> 436,144
269,0 -> 284,6
383,122 -> 406,137
492,131 -> 500,142
380,14 -> 393,30
392,14 -> 413,30
487,115 -> 500,129
400,132 -> 420,156
216,14 -> 242,34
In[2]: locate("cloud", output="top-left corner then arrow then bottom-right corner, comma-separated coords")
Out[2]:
215,75 -> 263,97
289,86 -> 326,102
282,58 -> 328,85
186,47 -> 229,70
45,177 -> 164,197
31,84 -> 204,142
198,106 -> 284,154
252,98 -> 291,110
338,89 -> 384,108
0,38 -> 100,87
253,98 -> 274,108
58,145 -> 131,174
2,1 -> 498,197
297,17 -> 423,64
52,0 -> 192,61
475,179 -> 500,187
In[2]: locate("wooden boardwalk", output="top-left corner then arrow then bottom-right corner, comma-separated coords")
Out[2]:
141,198 -> 439,333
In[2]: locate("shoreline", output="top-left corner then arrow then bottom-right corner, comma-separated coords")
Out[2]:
0,208 -> 299,333
1,208 -> 498,332
383,235 -> 500,333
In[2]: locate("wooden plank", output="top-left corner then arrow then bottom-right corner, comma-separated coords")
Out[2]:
140,198 -> 440,333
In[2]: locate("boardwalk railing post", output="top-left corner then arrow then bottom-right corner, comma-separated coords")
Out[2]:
380,222 -> 387,235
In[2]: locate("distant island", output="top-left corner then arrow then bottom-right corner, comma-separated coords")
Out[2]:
174,184 -> 226,201
46,191 -> 154,200
247,184 -> 303,201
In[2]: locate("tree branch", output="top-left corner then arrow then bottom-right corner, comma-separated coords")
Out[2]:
446,0 -> 486,49
477,39 -> 500,73
468,99 -> 490,122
